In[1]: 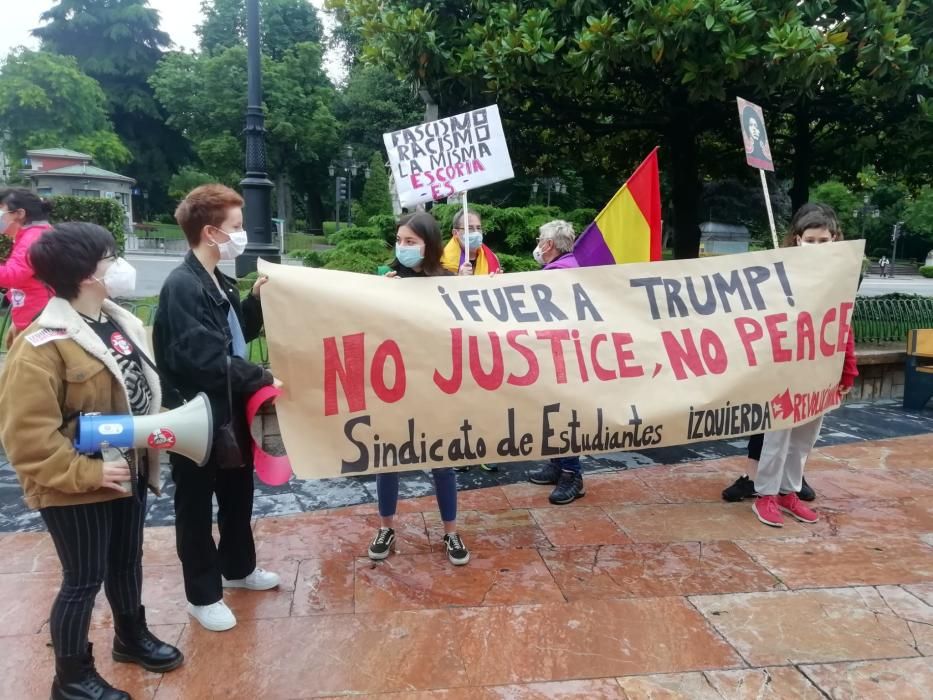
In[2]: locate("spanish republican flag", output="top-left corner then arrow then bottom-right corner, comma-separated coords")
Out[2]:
574,148 -> 662,266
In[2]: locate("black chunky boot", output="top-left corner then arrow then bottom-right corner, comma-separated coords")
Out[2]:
51,643 -> 130,700
112,606 -> 184,673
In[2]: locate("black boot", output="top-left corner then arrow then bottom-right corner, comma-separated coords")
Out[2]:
51,643 -> 130,700
112,606 -> 184,673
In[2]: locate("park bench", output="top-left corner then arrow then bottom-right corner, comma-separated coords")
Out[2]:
903,328 -> 933,410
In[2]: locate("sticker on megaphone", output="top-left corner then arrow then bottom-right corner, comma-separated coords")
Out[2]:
75,393 -> 214,467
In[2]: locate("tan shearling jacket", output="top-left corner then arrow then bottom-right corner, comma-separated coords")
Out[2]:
0,297 -> 163,509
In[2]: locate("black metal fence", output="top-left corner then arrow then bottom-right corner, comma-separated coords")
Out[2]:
0,302 -> 268,365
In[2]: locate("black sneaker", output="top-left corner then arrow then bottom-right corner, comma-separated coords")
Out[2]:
549,471 -> 585,505
529,462 -> 561,485
443,533 -> 470,565
722,475 -> 756,502
368,527 -> 395,560
798,477 -> 816,502
479,463 -> 499,472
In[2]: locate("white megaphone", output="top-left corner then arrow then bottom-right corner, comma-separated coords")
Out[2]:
74,393 -> 214,470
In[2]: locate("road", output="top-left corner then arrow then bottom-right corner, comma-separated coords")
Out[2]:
126,253 -> 237,297
858,276 -> 933,297
126,252 -> 305,297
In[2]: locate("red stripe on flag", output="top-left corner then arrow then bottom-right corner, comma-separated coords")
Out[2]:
625,147 -> 662,261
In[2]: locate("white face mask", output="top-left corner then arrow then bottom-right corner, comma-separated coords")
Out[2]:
96,258 -> 137,298
213,229 -> 248,260
532,245 -> 546,265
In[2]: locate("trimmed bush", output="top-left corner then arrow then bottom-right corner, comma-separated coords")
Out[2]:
0,234 -> 12,263
921,266 -> 933,278
51,195 -> 127,252
322,249 -> 385,274
497,253 -> 540,273
368,214 -> 397,243
292,250 -> 326,268
327,225 -> 382,246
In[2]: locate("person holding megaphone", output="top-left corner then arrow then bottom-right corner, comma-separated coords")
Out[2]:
153,184 -> 281,634
0,223 -> 183,700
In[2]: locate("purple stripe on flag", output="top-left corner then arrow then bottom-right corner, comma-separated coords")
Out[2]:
573,222 -> 616,267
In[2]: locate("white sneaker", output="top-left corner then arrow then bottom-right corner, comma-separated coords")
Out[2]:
187,600 -> 237,632
222,568 -> 281,591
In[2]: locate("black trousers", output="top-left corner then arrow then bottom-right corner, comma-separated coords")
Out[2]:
747,433 -> 764,461
170,455 -> 256,606
40,487 -> 147,657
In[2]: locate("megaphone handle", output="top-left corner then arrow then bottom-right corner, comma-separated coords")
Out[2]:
101,444 -> 135,496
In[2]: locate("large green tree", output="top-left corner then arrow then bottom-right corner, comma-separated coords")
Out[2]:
198,0 -> 324,60
33,0 -> 192,214
332,0 -> 932,257
334,64 -> 423,152
151,42 -> 340,228
0,49 -> 130,170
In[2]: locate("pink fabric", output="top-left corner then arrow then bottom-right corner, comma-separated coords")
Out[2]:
246,385 -> 293,485
0,223 -> 53,330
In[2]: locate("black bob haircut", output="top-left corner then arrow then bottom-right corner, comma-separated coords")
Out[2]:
29,222 -> 118,300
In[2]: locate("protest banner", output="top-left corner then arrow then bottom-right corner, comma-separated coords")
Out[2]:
259,240 -> 863,480
384,105 -> 514,208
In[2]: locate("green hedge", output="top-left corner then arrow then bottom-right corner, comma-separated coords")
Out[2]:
51,196 -> 127,252
305,204 -> 594,274
0,233 -> 12,263
498,253 -> 540,273
921,266 -> 933,279
327,225 -> 383,246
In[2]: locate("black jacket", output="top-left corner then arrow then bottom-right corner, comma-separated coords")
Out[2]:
153,252 -> 273,464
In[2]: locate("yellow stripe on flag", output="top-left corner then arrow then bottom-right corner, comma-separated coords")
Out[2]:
596,188 -> 652,264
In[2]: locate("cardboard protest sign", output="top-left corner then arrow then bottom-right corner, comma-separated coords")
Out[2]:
259,240 -> 863,480
737,98 -> 774,172
384,105 -> 514,208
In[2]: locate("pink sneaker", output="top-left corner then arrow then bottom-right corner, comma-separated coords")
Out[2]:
777,492 -> 819,523
753,495 -> 783,527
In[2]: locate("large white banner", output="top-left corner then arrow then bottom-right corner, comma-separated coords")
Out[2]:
259,241 -> 864,479
384,105 -> 514,208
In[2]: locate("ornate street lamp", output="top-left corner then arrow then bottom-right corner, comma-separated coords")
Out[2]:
238,0 -> 279,276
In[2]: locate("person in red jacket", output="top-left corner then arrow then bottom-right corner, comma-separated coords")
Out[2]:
751,207 -> 858,528
0,189 -> 54,346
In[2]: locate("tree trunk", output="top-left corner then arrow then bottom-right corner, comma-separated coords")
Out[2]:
307,189 -> 324,233
275,173 -> 289,229
789,102 -> 811,212
668,114 -> 702,259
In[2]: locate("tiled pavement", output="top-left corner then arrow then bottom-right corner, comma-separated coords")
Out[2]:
0,403 -> 931,698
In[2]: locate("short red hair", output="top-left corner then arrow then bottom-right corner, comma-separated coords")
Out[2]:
175,184 -> 244,246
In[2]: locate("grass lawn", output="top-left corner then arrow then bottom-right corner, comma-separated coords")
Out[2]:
285,233 -> 328,251
135,222 -> 186,239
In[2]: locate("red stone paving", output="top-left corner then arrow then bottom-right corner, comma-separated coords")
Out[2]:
1,433 -> 932,698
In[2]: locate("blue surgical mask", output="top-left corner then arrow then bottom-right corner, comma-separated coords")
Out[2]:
466,230 -> 483,251
395,244 -> 424,268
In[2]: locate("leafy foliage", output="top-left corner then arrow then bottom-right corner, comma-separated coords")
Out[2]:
34,0 -> 190,215
198,0 -> 323,60
0,235 -> 13,264
358,152 -> 393,220
168,167 -> 216,202
0,49 -> 130,169
331,0 -> 933,257
50,195 -> 128,252
327,225 -> 384,245
904,187 -> 933,244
